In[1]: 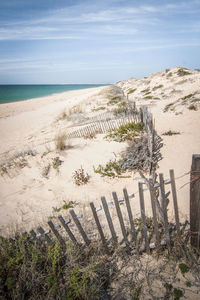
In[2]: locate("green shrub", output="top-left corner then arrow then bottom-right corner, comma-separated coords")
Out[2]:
53,200 -> 74,213
144,95 -> 153,99
179,263 -> 189,274
177,68 -> 191,76
127,88 -> 137,94
94,159 -> 124,177
105,122 -> 144,142
153,84 -> 163,90
181,94 -> 194,100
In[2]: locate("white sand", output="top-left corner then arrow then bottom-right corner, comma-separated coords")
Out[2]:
0,67 -> 200,234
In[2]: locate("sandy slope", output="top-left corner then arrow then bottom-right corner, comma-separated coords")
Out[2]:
0,67 -> 200,234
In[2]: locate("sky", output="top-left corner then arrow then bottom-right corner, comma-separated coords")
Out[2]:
0,0 -> 200,84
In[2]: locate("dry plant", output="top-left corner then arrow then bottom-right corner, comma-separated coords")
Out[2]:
83,132 -> 96,139
68,104 -> 83,116
56,109 -> 67,122
42,163 -> 51,178
72,166 -> 90,185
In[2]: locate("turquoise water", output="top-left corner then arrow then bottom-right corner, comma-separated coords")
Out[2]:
0,84 -> 106,104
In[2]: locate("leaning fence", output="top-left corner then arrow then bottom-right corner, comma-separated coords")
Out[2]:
27,169 -> 190,253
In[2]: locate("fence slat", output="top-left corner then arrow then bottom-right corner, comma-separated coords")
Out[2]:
58,215 -> 78,246
149,179 -> 160,245
29,229 -> 37,240
90,202 -> 109,252
48,220 -> 65,246
169,169 -> 181,236
123,188 -> 136,242
37,226 -> 52,245
159,173 -> 170,246
101,196 -> 118,244
138,182 -> 150,253
112,192 -> 128,244
69,209 -> 90,246
190,154 -> 200,248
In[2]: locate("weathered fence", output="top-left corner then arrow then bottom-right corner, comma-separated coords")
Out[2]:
140,106 -> 162,175
66,103 -> 140,139
27,169 -> 189,253
67,113 -> 140,139
66,104 -> 162,178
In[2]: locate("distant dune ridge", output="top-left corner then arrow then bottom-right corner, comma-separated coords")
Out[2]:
0,66 -> 199,235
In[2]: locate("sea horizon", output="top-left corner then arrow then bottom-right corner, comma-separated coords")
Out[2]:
0,84 -> 108,104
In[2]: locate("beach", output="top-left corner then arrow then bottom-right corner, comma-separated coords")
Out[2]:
0,67 -> 200,235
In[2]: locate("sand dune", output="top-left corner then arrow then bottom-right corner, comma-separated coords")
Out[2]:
0,67 -> 199,234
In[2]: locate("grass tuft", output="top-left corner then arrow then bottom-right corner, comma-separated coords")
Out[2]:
55,133 -> 68,151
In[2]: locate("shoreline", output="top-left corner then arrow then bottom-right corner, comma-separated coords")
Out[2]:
0,84 -> 108,105
0,86 -> 108,119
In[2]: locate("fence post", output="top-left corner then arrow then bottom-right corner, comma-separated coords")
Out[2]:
190,154 -> 200,248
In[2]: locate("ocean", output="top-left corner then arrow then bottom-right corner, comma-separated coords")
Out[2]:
0,84 -> 106,104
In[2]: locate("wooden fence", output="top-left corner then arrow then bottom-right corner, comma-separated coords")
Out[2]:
66,104 -> 140,139
28,169 -> 189,253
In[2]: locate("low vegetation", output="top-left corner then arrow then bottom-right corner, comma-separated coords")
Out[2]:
107,96 -> 123,106
177,68 -> 191,76
83,132 -> 96,139
94,159 -> 124,177
68,104 -> 83,116
127,88 -> 137,94
188,104 -> 197,111
56,110 -> 67,122
105,122 -> 144,142
113,102 -> 129,116
162,130 -> 180,136
141,88 -> 150,93
144,95 -> 153,99
0,224 -> 199,299
121,135 -> 152,172
153,84 -> 163,90
98,85 -> 125,106
0,236 -> 111,299
163,102 -> 174,112
52,200 -> 74,213
72,166 -> 90,185
92,106 -> 106,112
55,133 -> 69,151
181,94 -> 194,101
52,157 -> 63,169
0,150 -> 37,176
42,163 -> 51,178
94,135 -> 154,177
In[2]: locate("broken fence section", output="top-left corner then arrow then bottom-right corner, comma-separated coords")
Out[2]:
28,169 -> 188,253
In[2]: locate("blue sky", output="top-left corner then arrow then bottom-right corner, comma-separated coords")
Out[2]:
0,0 -> 200,84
